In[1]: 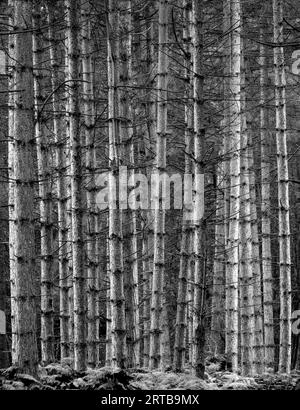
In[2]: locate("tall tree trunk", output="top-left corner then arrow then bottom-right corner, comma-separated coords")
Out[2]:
47,1 -> 70,361
225,0 -> 241,374
10,0 -> 38,376
248,133 -> 264,375
192,0 -> 206,379
260,24 -> 275,373
142,2 -> 156,368
120,0 -> 140,369
81,0 -> 99,368
149,0 -> 169,370
174,0 -> 193,372
107,0 -> 126,369
33,2 -> 55,366
239,43 -> 254,376
65,0 -> 86,371
273,0 -> 292,374
8,0 -> 16,368
0,2 -> 10,370
105,237 -> 112,367
211,0 -> 230,356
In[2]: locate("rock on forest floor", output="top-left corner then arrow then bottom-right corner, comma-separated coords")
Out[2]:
0,361 -> 300,390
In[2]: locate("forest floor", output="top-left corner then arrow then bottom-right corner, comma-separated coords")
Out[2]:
1,359 -> 300,390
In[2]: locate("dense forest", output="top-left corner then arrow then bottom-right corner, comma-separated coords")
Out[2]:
0,0 -> 300,391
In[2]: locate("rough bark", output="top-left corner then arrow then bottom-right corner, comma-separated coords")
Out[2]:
47,1 -> 70,361
225,0 -> 241,374
10,0 -> 39,376
211,0 -> 230,356
65,0 -> 86,371
81,0 -> 99,369
149,0 -> 169,370
107,0 -> 126,369
174,0 -> 193,372
260,25 -> 275,373
192,0 -> 206,379
273,0 -> 292,374
33,2 -> 55,366
142,2 -> 156,369
239,44 -> 254,376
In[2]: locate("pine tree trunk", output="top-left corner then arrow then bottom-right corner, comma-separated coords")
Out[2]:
174,0 -> 193,372
33,2 -> 55,366
47,1 -> 70,361
120,0 -> 140,368
66,0 -> 86,371
192,0 -> 206,379
239,45 -> 254,376
105,235 -> 112,367
8,0 -> 16,366
248,133 -> 264,375
10,0 -> 38,376
225,0 -> 241,374
273,0 -> 292,374
81,0 -> 99,369
149,0 -> 169,370
142,3 -> 156,368
211,0 -> 230,357
107,0 -> 126,369
260,25 -> 275,373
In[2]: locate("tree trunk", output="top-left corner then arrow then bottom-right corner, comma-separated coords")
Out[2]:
107,0 -> 126,369
174,0 -> 193,372
248,135 -> 264,375
192,0 -> 206,379
81,0 -> 99,369
120,0 -> 140,369
10,0 -> 39,376
225,0 -> 241,374
8,0 -> 16,368
273,0 -> 292,374
149,0 -> 169,370
260,24 -> 275,373
65,0 -> 86,372
33,2 -> 55,366
211,0 -> 230,357
142,2 -> 156,369
239,44 -> 254,376
47,1 -> 70,362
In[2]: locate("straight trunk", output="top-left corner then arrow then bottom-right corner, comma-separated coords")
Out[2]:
192,0 -> 206,379
142,2 -> 156,368
273,0 -> 292,374
65,0 -> 86,371
260,25 -> 275,373
239,45 -> 254,376
149,0 -> 169,370
10,0 -> 38,376
8,0 -> 16,366
211,0 -> 230,356
225,0 -> 241,373
81,0 -> 99,368
174,0 -> 193,372
107,0 -> 126,369
120,0 -> 140,368
249,134 -> 264,375
47,1 -> 70,361
33,2 -> 55,365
